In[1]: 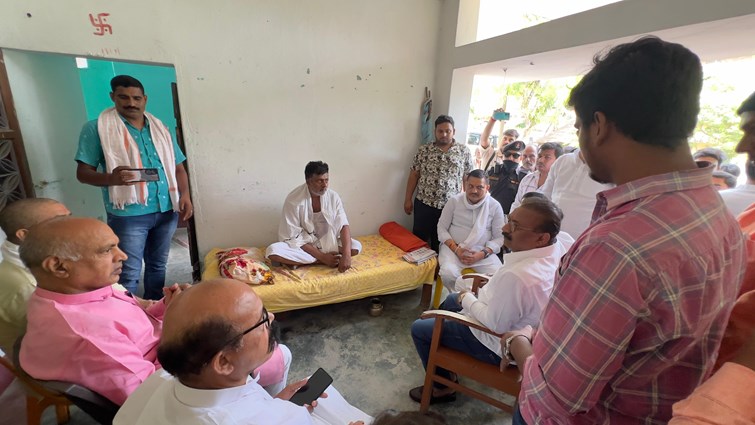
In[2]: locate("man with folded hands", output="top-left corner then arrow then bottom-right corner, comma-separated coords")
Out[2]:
18,217 -> 288,405
267,161 -> 361,272
436,169 -> 505,291
408,197 -> 573,404
114,278 -> 371,425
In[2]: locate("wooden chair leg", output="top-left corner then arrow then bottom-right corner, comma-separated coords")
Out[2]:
432,276 -> 444,309
420,283 -> 432,309
55,401 -> 70,424
26,396 -> 43,425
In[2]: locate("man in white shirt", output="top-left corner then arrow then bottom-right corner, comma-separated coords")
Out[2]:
267,161 -> 361,272
436,169 -> 505,291
511,143 -> 564,212
539,149 -> 613,238
720,161 -> 755,216
409,197 -> 573,404
114,278 -> 371,425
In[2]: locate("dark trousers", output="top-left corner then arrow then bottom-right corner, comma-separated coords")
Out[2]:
412,199 -> 442,252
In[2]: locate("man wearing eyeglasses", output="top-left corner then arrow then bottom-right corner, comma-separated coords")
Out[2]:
409,197 -> 573,405
17,217 -> 287,406
115,279 -> 372,425
436,169 -> 505,292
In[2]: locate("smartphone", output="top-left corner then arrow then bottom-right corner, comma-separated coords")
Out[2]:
127,168 -> 160,182
289,368 -> 333,406
493,111 -> 511,121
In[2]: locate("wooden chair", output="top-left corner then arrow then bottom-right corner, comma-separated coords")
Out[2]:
431,267 -> 476,309
419,273 -> 521,413
13,337 -> 119,425
0,355 -> 70,425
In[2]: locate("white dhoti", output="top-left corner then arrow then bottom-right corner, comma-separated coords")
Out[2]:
266,239 -> 362,265
438,244 -> 502,292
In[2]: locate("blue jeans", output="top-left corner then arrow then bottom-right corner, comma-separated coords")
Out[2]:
108,211 -> 178,300
411,294 -> 502,389
512,404 -> 528,425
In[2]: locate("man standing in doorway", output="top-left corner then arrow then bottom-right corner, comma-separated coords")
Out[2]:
404,115 -> 474,252
75,75 -> 192,300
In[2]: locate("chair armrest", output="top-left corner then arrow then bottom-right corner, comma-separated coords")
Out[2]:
420,310 -> 503,338
462,273 -> 491,294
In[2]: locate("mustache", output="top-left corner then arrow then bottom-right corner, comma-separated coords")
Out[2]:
267,319 -> 281,353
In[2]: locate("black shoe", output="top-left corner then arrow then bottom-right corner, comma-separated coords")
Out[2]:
409,385 -> 457,404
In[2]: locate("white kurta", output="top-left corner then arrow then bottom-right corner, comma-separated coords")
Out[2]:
436,193 -> 505,290
266,184 -> 361,263
538,151 -> 613,239
719,184 -> 755,217
114,369 -> 372,425
458,232 -> 575,356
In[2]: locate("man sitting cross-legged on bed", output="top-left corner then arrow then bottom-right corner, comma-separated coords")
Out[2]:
409,197 -> 573,404
18,217 -> 289,405
114,278 -> 372,425
437,169 -> 505,292
267,161 -> 361,272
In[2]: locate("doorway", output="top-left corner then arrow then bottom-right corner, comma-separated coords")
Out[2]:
0,48 -> 200,286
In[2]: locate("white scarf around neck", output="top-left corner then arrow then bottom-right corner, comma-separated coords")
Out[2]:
460,193 -> 491,249
97,107 -> 179,210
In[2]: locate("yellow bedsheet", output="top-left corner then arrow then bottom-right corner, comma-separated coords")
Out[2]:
202,234 -> 437,312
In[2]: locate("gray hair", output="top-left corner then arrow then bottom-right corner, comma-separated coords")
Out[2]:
19,217 -> 82,268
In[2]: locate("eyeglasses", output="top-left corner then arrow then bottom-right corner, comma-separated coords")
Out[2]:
506,152 -> 521,159
224,307 -> 270,346
508,221 -> 538,233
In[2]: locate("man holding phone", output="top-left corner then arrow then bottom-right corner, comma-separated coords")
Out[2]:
75,75 -> 193,299
114,278 -> 371,425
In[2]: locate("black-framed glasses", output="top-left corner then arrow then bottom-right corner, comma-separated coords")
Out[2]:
224,308 -> 270,346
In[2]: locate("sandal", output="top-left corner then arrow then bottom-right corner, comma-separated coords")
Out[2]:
409,385 -> 457,404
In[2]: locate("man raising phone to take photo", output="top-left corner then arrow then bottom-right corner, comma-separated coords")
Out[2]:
76,75 -> 192,300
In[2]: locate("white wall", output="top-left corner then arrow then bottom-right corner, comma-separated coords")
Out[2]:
3,50 -> 105,220
0,0 -> 442,253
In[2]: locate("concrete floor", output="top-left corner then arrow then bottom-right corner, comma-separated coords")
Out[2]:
29,229 -> 513,424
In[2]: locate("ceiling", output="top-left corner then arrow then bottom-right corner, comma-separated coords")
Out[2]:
465,13 -> 755,82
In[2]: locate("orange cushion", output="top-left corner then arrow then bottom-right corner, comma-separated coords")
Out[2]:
379,221 -> 428,252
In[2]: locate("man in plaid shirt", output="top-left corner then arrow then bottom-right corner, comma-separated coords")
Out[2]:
504,36 -> 746,424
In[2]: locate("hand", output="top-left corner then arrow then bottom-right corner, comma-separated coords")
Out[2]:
276,379 -> 329,413
320,252 -> 341,268
135,296 -> 158,310
500,325 -> 534,371
349,422 -> 365,425
179,196 -> 193,221
460,250 -> 483,265
338,252 -> 352,272
455,246 -> 470,261
456,291 -> 468,305
162,283 -> 190,306
404,199 -> 413,215
109,166 -> 139,186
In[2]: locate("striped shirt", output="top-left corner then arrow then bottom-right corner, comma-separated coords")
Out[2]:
519,166 -> 746,424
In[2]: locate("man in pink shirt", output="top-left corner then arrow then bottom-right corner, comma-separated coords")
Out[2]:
503,37 -> 745,424
18,217 -> 287,405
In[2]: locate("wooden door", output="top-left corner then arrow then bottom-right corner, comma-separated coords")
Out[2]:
0,49 -> 34,213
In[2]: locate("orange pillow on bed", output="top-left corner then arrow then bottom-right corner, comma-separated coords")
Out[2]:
379,221 -> 428,252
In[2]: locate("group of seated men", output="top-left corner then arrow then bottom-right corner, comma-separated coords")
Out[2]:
1,35 -> 755,425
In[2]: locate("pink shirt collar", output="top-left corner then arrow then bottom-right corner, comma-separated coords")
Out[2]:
34,285 -> 121,305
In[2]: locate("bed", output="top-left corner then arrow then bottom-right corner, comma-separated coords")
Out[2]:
202,234 -> 437,312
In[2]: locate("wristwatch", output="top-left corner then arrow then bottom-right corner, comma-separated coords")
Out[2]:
503,334 -> 530,362
483,248 -> 492,259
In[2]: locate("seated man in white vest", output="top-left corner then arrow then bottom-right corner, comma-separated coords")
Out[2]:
267,161 -> 361,272
114,278 -> 371,425
437,169 -> 505,291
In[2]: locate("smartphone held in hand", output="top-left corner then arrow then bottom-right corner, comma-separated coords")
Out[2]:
493,111 -> 511,121
126,168 -> 160,182
289,368 -> 333,406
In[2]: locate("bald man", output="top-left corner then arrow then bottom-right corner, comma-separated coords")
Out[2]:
17,217 -> 288,405
0,198 -> 71,355
115,279 -> 371,425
